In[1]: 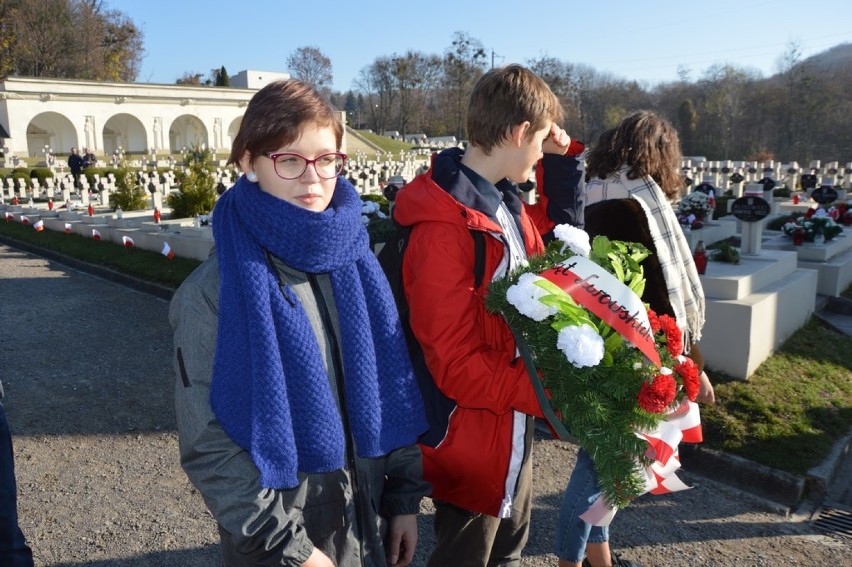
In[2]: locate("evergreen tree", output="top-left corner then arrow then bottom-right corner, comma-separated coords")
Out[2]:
109,162 -> 150,211
167,145 -> 218,218
216,65 -> 230,86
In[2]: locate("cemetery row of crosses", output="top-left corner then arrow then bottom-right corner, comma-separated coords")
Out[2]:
1,148 -> 851,254
1,146 -> 850,378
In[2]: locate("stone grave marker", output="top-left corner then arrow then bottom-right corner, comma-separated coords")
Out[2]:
737,183 -> 770,255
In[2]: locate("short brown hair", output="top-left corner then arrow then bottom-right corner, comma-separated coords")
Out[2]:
466,64 -> 563,154
228,79 -> 343,169
585,110 -> 684,198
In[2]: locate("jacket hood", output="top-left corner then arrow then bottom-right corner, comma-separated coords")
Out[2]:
393,148 -> 524,234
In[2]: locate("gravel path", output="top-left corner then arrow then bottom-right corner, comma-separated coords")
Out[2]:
0,242 -> 848,566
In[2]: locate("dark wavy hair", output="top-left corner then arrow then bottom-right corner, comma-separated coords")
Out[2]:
585,110 -> 683,199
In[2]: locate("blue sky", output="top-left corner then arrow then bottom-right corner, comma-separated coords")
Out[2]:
109,0 -> 852,92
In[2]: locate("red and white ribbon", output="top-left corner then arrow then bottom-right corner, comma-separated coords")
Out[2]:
539,257 -> 660,366
580,399 -> 702,526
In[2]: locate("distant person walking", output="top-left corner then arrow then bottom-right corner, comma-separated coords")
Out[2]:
82,148 -> 96,169
68,147 -> 84,190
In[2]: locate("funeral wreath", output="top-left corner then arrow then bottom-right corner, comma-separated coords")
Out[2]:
485,225 -> 703,519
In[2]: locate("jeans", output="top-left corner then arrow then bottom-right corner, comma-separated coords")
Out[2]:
554,449 -> 608,563
0,401 -> 34,566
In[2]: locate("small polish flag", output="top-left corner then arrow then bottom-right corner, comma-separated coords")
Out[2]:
20,215 -> 29,225
92,229 -> 102,240
4,212 -> 12,221
122,235 -> 135,248
33,219 -> 45,232
64,222 -> 72,234
161,241 -> 175,260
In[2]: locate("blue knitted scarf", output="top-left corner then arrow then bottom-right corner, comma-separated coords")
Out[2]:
210,175 -> 426,489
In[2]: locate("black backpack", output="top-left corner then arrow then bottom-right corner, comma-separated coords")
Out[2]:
378,224 -> 485,447
378,223 -> 573,445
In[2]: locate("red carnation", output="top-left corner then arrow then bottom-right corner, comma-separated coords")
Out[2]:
647,309 -> 661,333
674,357 -> 700,401
638,373 -> 677,413
657,314 -> 683,356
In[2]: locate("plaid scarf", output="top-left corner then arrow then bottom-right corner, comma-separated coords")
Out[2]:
210,175 -> 426,489
585,167 -> 705,349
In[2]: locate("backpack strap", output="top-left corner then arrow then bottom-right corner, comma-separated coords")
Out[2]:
509,324 -> 576,443
470,230 -> 486,289
467,229 -> 569,440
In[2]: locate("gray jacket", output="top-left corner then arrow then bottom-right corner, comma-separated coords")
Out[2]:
169,253 -> 427,567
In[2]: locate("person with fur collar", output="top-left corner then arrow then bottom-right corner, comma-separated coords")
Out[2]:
554,110 -> 715,567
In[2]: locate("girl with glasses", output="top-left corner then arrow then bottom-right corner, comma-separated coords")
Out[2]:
170,79 -> 428,567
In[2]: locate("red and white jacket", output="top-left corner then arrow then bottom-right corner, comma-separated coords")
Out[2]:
393,146 -> 584,517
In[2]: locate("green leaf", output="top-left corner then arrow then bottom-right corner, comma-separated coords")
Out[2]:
592,235 -> 611,259
607,256 -> 625,282
604,332 -> 624,352
539,294 -> 582,316
534,278 -> 571,297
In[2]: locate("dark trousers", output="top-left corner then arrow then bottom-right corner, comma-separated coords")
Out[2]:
427,449 -> 533,567
0,402 -> 34,566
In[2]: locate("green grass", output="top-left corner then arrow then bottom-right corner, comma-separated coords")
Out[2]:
701,319 -> 852,475
1,218 -> 850,478
356,130 -> 417,155
0,219 -> 200,288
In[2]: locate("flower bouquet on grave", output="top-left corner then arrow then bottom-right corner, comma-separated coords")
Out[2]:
781,209 -> 843,242
676,191 -> 714,228
485,225 -> 703,525
826,203 -> 851,226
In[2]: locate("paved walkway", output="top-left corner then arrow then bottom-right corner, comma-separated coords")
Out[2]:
0,241 -> 849,566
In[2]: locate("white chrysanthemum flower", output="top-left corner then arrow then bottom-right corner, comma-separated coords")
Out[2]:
506,272 -> 558,321
553,224 -> 591,257
557,324 -> 605,368
360,214 -> 370,225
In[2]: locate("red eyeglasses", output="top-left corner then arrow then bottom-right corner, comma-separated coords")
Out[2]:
263,151 -> 347,180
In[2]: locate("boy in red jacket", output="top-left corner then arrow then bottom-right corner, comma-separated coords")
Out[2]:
393,64 -> 584,566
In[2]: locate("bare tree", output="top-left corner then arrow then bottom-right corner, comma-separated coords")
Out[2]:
5,0 -> 142,80
698,64 -> 756,160
0,0 -> 17,78
442,31 -> 487,139
12,0 -> 72,77
677,99 -> 698,156
286,46 -> 333,91
97,7 -> 143,80
355,57 -> 397,134
391,51 -> 442,138
175,72 -> 204,86
526,54 -> 583,136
